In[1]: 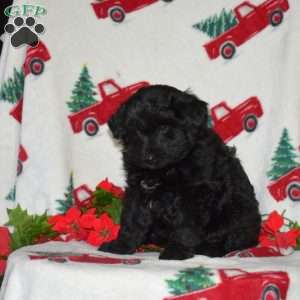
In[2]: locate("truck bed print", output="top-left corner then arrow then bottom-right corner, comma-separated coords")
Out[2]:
68,79 -> 149,136
164,268 -> 289,300
210,97 -> 263,143
268,167 -> 300,202
203,0 -> 289,60
91,0 -> 174,23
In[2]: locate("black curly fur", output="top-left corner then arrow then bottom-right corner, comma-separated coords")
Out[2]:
98,85 -> 261,260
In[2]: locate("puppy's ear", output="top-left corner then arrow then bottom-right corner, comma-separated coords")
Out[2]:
108,104 -> 127,140
171,91 -> 208,129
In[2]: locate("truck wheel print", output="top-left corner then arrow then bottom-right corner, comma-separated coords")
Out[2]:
109,7 -> 125,23
17,160 -> 23,176
220,42 -> 236,59
84,119 -> 99,136
261,284 -> 280,300
270,10 -> 284,26
286,183 -> 300,201
161,0 -> 174,2
29,58 -> 44,75
243,115 -> 258,132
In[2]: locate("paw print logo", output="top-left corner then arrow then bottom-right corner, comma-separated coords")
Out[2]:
4,16 -> 44,48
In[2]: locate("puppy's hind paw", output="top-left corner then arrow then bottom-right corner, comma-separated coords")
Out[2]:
98,240 -> 135,255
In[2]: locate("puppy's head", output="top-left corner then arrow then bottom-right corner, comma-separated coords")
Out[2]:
108,85 -> 208,170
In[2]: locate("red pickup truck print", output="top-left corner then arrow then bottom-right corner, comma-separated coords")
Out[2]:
17,145 -> 28,176
29,252 -> 141,265
164,269 -> 289,300
204,0 -> 289,60
225,246 -> 283,257
23,41 -> 51,76
68,79 -> 149,136
91,0 -> 173,23
268,167 -> 300,202
9,99 -> 28,175
210,97 -> 263,143
9,98 -> 23,123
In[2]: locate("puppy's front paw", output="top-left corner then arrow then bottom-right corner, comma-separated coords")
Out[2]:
159,245 -> 194,260
98,240 -> 135,255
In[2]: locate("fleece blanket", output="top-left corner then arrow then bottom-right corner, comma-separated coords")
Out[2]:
0,241 -> 300,300
0,0 -> 300,299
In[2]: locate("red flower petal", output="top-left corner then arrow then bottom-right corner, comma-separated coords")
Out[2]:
274,232 -> 289,249
285,229 -> 300,247
80,214 -> 97,229
96,178 -> 124,199
110,186 -> 125,199
92,213 -> 113,231
86,231 -> 103,246
48,214 -> 64,225
259,234 -> 276,247
97,178 -> 113,192
52,219 -> 69,233
86,208 -> 96,215
66,207 -> 82,221
264,211 -> 284,233
86,213 -> 120,246
75,228 -> 88,241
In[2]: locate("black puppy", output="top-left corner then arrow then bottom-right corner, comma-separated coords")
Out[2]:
99,85 -> 261,260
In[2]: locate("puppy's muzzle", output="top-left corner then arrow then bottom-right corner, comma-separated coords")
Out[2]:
140,179 -> 160,192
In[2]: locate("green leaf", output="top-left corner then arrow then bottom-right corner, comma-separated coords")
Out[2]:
6,204 -> 29,227
92,188 -> 122,224
102,197 -> 122,224
93,189 -> 114,207
6,205 -> 57,251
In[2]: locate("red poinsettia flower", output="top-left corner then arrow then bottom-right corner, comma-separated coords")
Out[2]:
86,213 -> 120,247
259,210 -> 300,250
275,229 -> 300,248
79,208 -> 97,229
48,207 -> 88,241
97,178 -> 125,199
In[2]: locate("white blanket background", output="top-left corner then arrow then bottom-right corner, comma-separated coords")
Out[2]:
0,0 -> 300,299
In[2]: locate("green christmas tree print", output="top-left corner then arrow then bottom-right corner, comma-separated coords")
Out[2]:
67,65 -> 97,113
193,9 -> 237,39
267,128 -> 300,181
6,185 -> 16,201
166,266 -> 215,296
0,67 -> 25,104
56,174 -> 75,213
